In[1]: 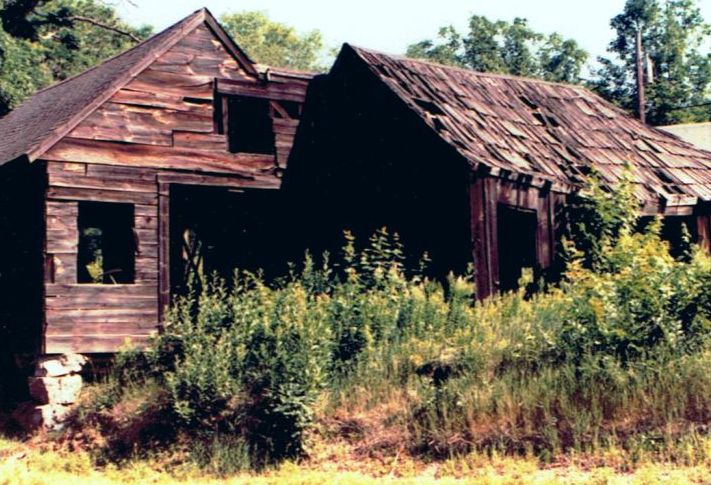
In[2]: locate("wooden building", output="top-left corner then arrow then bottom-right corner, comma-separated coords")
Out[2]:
0,8 -> 311,363
285,45 -> 711,297
3,10 -> 711,375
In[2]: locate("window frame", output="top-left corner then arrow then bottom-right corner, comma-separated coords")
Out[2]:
76,201 -> 137,285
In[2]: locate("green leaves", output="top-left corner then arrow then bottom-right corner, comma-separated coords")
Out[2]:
0,0 -> 151,115
101,222 -> 711,467
591,0 -> 711,125
406,15 -> 588,84
219,11 -> 326,72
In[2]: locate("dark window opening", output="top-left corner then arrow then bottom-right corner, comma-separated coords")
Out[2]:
662,215 -> 698,259
272,100 -> 302,119
227,95 -> 275,154
77,202 -> 135,284
497,204 -> 538,292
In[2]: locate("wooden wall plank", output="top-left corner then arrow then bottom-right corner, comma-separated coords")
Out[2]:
44,138 -> 278,178
158,184 -> 170,323
39,21 -> 311,355
469,176 -> 493,299
173,131 -> 227,151
47,186 -> 158,205
698,213 -> 711,253
45,335 -> 153,354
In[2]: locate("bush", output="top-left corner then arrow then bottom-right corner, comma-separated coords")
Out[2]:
68,179 -> 711,470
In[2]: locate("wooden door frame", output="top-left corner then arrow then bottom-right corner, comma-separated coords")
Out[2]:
157,172 -> 279,323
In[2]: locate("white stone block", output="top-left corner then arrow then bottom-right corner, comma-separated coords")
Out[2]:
12,402 -> 71,432
28,374 -> 83,405
34,354 -> 87,377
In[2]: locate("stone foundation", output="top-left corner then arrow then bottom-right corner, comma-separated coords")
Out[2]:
13,354 -> 87,431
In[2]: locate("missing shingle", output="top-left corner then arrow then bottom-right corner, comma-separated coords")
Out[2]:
655,169 -> 675,184
519,96 -> 538,110
533,112 -> 560,128
433,117 -> 447,133
413,98 -> 445,116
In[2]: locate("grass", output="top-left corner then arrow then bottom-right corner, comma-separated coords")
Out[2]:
50,223 -> 711,474
5,183 -> 711,481
1,435 -> 710,485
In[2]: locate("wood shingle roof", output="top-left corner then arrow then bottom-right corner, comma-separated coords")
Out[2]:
346,44 -> 711,206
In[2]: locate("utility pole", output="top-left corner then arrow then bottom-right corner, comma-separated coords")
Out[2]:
635,28 -> 646,124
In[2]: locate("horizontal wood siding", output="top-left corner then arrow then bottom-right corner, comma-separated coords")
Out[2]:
44,24 -> 281,182
39,21 -> 310,354
44,161 -> 159,354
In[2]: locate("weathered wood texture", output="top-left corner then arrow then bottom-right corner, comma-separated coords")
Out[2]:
39,21 -> 310,354
45,24 -> 309,180
698,213 -> 711,253
44,162 -> 159,354
468,176 -> 565,298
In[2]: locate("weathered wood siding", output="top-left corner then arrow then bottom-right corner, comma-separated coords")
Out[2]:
469,176 -> 566,298
44,24 -> 307,179
39,21 -> 309,354
44,162 -> 159,353
44,24 -> 277,180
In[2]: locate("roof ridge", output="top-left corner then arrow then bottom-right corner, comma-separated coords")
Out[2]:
345,43 -> 588,91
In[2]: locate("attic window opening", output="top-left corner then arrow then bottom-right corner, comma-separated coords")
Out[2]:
225,95 -> 275,154
77,202 -> 135,284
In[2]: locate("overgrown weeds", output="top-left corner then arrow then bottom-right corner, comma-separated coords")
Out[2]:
62,178 -> 711,472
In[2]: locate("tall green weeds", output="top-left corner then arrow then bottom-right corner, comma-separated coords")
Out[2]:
71,181 -> 711,470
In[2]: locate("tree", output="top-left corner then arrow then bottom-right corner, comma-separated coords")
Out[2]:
0,0 -> 151,116
220,11 -> 325,71
590,0 -> 711,125
406,15 -> 588,84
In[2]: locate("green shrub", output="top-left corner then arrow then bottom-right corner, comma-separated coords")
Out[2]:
69,179 -> 711,469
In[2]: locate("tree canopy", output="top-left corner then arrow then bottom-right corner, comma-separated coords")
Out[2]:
406,16 -> 588,84
0,0 -> 151,115
219,11 -> 325,72
590,0 -> 711,125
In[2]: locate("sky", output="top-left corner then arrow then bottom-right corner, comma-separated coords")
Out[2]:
114,0 -> 711,70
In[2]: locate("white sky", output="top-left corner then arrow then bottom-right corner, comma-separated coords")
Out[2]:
114,0 -> 711,71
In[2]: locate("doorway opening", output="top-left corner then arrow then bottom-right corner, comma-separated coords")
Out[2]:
169,185 -> 282,297
497,204 -> 538,292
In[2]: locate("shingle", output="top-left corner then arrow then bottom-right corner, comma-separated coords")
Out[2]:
347,45 -> 711,203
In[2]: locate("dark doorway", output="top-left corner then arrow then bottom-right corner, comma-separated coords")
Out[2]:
661,215 -> 698,259
169,185 -> 283,296
497,204 -> 538,292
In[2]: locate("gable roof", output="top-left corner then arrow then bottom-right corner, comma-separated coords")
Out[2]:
0,8 -> 257,166
343,44 -> 711,207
